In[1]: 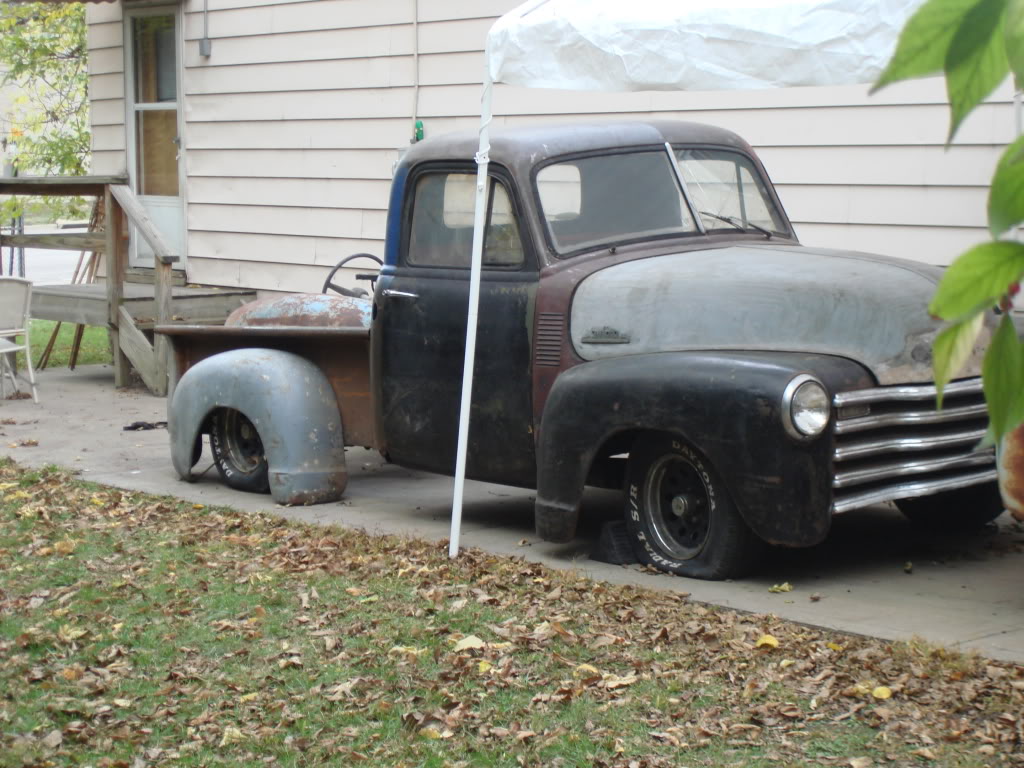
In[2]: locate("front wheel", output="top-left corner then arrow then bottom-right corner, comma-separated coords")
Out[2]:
209,408 -> 270,494
895,482 -> 1005,531
624,434 -> 762,579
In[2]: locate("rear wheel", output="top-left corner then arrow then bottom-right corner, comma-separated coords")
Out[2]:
624,434 -> 762,579
895,482 -> 1005,531
209,408 -> 270,493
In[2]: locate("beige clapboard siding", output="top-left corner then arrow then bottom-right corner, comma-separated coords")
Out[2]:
88,72 -> 124,102
87,46 -> 124,77
191,0 -> 415,39
189,229 -> 381,266
188,202 -> 387,239
185,118 -> 420,149
186,88 -> 417,121
86,8 -> 125,178
181,25 -> 411,68
186,148 -> 397,180
87,17 -> 122,48
87,0 -> 1013,293
776,184 -> 987,228
795,222 -> 989,265
185,255 -> 370,295
184,56 -> 415,95
756,145 -> 1002,187
91,124 -> 125,152
187,176 -> 393,210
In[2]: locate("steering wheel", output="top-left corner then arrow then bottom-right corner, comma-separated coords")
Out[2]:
322,253 -> 384,297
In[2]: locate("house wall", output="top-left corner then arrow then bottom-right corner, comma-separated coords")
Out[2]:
86,0 -> 1016,294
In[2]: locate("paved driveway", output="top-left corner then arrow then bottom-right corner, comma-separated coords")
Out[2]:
2,365 -> 1023,662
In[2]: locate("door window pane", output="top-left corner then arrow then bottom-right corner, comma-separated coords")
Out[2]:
136,110 -> 178,196
133,17 -> 176,103
408,173 -> 524,268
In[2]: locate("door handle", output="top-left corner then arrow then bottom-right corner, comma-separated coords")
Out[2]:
381,289 -> 419,300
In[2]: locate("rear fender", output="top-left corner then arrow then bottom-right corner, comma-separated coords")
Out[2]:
169,348 -> 347,505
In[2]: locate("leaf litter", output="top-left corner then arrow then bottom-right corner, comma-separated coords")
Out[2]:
0,459 -> 1022,767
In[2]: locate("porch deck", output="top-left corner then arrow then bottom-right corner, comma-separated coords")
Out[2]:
32,282 -> 255,329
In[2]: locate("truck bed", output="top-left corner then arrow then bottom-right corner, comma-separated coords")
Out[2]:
158,324 -> 376,448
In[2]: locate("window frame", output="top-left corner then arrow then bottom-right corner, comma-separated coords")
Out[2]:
123,6 -> 183,200
400,163 -> 535,273
671,145 -> 791,238
532,144 -> 793,258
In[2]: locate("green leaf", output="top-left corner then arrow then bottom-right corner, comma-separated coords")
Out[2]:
933,314 -> 985,407
989,134 -> 1024,236
1007,0 -> 1024,87
982,313 -> 1024,441
872,0 -> 985,92
944,0 -> 1010,142
929,240 -> 1024,321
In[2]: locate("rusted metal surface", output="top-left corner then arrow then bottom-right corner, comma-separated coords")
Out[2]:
999,424 -> 1024,520
161,325 -> 376,448
226,293 -> 372,330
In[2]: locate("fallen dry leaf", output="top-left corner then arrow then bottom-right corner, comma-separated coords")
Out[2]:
453,635 -> 485,652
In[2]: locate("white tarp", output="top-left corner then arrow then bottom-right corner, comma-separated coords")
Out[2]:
487,0 -> 921,92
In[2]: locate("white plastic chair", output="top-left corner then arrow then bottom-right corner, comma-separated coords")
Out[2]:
0,277 -> 39,403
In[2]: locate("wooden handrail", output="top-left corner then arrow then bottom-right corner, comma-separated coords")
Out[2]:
109,184 -> 179,265
1,232 -> 107,252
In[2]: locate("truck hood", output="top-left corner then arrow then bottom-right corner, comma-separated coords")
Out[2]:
569,243 -> 992,385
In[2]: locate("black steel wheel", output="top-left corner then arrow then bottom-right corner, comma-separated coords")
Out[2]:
895,481 -> 1005,531
624,433 -> 762,579
209,408 -> 270,494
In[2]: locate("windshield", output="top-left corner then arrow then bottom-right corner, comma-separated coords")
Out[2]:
535,147 -> 787,255
673,148 -> 788,238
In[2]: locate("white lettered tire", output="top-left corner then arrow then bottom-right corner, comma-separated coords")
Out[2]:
624,433 -> 762,579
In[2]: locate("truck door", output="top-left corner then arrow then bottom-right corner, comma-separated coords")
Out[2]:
374,166 -> 538,487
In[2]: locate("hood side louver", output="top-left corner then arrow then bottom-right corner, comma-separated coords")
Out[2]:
536,313 -> 564,367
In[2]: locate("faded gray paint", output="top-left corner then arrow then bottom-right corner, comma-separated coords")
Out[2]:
569,244 -> 993,385
169,348 -> 348,505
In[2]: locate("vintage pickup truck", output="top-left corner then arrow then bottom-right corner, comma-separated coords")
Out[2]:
161,121 -> 1002,580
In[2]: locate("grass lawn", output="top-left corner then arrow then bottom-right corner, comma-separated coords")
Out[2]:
17,320 -> 111,370
0,459 -> 1020,767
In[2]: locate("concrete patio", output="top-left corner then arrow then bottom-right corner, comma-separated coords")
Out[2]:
2,364 -> 1023,663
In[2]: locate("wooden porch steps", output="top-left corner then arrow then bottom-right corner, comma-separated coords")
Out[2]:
0,176 -> 253,395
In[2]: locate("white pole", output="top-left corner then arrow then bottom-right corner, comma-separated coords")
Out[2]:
449,72 -> 494,558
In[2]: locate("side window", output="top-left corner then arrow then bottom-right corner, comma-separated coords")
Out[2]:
407,172 -> 525,268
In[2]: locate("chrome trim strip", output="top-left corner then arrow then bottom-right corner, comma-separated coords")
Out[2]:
834,401 -> 988,434
664,142 -> 705,234
833,426 -> 987,461
833,378 -> 982,407
832,468 -> 998,514
832,450 -> 995,489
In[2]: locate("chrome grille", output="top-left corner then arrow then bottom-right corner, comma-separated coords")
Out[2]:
831,378 -> 996,513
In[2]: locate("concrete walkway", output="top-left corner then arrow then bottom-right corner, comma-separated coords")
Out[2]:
2,365 -> 1024,663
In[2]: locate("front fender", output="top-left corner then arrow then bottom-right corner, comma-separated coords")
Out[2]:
534,351 -> 872,546
169,348 -> 347,505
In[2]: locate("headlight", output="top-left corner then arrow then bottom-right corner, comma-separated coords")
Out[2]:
782,375 -> 830,439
